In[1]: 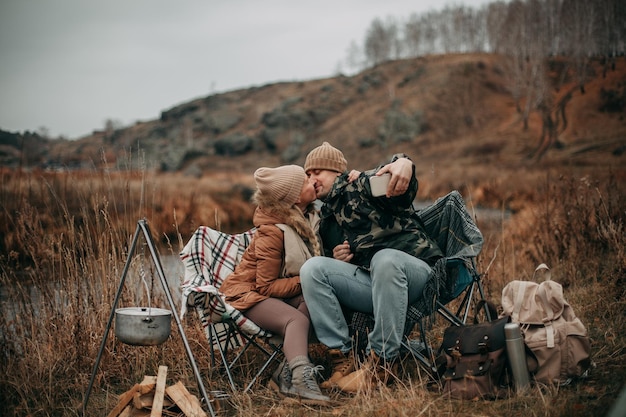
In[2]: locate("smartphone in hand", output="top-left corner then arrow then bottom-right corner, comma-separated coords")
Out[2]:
369,174 -> 391,197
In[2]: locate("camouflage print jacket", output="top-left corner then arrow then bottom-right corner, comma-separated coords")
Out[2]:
319,154 -> 443,268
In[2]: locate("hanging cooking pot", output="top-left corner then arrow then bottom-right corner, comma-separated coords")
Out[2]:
115,307 -> 172,346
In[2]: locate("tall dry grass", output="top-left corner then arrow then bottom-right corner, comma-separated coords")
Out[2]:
0,165 -> 624,417
0,166 -> 254,416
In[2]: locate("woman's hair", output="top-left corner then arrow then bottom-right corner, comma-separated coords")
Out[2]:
253,190 -> 320,256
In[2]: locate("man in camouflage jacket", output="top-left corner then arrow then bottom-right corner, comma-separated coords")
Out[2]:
317,162 -> 441,268
300,142 -> 442,393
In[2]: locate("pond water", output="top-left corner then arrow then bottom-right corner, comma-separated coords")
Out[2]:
0,253 -> 186,355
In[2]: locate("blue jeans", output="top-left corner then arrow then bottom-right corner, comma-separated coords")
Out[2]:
300,248 -> 432,360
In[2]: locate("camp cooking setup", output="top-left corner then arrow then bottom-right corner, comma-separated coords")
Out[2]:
81,215 -> 593,415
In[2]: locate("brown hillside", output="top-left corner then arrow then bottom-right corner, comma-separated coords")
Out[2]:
46,53 -> 625,208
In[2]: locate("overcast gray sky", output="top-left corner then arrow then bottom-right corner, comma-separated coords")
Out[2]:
0,0 -> 492,140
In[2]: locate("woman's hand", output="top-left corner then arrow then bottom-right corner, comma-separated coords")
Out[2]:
348,170 -> 361,182
332,240 -> 354,263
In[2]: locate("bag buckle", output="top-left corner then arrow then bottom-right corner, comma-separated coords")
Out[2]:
478,342 -> 489,359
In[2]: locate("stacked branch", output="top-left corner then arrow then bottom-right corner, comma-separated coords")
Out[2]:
106,366 -> 215,417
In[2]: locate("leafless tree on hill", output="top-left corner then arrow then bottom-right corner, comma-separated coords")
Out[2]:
347,0 -> 625,158
344,40 -> 364,72
498,0 -> 530,117
355,0 -> 624,68
544,0 -> 563,56
531,86 -> 574,160
437,7 -> 455,53
403,13 -> 422,57
599,0 -> 626,75
562,0 -> 596,94
404,12 -> 439,56
485,1 -> 510,54
363,17 -> 399,67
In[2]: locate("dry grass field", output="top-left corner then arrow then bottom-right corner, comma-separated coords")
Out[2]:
0,156 -> 624,416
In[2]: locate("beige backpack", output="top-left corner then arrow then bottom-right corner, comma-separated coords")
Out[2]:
500,264 -> 592,385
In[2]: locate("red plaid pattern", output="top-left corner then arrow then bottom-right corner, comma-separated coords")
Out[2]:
180,226 -> 274,346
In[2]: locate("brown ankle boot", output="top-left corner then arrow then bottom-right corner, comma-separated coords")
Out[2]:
320,349 -> 356,389
335,351 -> 397,394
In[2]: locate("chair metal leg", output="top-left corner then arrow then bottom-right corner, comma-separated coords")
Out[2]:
475,275 -> 492,321
208,325 -> 216,368
401,320 -> 439,376
227,329 -> 283,392
210,320 -> 284,393
243,339 -> 283,393
211,323 -> 240,392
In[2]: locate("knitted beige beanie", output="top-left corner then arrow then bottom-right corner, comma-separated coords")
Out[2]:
304,141 -> 347,173
254,165 -> 306,206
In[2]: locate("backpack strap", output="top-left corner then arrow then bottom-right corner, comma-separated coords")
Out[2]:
534,263 -> 556,348
472,299 -> 498,324
537,284 -> 556,348
512,281 -> 527,323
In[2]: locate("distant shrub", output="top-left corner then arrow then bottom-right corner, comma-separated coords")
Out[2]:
397,66 -> 425,88
378,107 -> 423,144
599,87 -> 626,112
214,133 -> 253,156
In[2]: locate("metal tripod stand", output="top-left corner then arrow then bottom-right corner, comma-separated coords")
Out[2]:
82,219 -> 216,417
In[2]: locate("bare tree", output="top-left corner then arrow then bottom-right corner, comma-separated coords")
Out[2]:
420,12 -> 439,54
438,7 -> 456,53
363,17 -> 398,67
485,1 -> 510,53
544,0 -> 563,55
452,5 -> 483,52
596,0 -> 623,77
468,6 -> 489,52
499,0 -> 527,115
345,40 -> 365,72
524,0 -> 553,136
387,17 -> 403,60
561,0 -> 596,94
104,118 -> 122,132
404,13 -> 422,57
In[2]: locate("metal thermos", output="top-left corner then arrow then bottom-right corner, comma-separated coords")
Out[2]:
505,322 -> 531,392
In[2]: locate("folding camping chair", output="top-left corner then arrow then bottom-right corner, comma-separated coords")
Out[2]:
348,190 -> 489,375
179,226 -> 284,393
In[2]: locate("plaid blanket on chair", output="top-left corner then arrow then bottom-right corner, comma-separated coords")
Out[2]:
179,226 -> 274,347
408,189 -> 484,322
